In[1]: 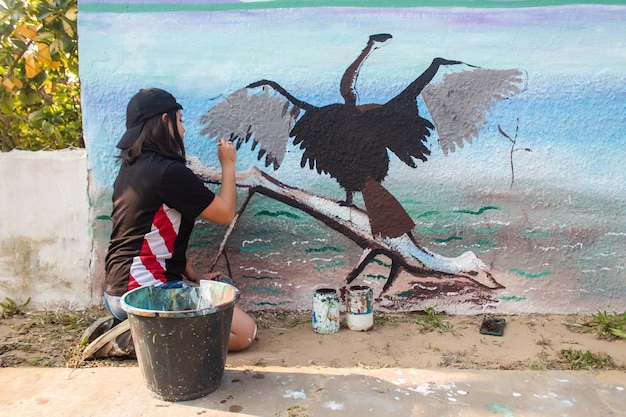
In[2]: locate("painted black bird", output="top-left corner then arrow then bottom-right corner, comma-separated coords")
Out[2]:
200,34 -> 524,238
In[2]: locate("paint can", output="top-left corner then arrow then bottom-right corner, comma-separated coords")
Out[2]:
312,288 -> 340,334
346,285 -> 374,331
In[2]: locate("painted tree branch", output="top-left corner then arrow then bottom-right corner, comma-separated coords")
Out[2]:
188,157 -> 504,292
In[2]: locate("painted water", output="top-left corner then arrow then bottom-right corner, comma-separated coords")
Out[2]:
187,176 -> 626,315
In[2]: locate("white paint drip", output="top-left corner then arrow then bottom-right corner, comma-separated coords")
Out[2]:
242,238 -> 271,246
239,265 -> 278,275
324,401 -> 345,411
408,382 -> 457,396
310,256 -> 338,262
283,389 -> 306,399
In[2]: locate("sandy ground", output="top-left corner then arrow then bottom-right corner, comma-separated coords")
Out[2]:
2,308 -> 624,372
228,311 -> 626,370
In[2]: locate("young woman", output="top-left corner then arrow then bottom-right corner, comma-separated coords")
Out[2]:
103,88 -> 256,352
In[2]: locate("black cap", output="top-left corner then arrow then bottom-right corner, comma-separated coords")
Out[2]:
117,88 -> 183,149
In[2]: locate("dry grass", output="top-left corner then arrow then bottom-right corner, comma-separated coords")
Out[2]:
1,307 -> 624,372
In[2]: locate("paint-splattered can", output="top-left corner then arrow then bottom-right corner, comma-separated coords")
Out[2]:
346,285 -> 374,331
312,288 -> 340,334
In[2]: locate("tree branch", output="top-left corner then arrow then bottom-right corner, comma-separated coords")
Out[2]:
188,157 -> 504,293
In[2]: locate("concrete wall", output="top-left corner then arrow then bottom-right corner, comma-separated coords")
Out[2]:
0,150 -> 91,310
6,1 -> 622,314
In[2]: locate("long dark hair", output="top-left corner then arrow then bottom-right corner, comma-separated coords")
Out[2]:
118,109 -> 185,164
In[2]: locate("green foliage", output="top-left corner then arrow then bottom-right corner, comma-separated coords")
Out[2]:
0,0 -> 82,151
558,349 -> 615,371
564,310 -> 626,340
415,305 -> 453,332
0,296 -> 31,317
528,358 -> 549,371
591,310 -> 626,340
286,405 -> 308,417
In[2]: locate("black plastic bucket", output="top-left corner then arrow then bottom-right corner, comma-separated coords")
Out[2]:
121,281 -> 239,401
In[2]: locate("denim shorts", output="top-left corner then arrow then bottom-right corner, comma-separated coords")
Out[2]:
103,277 -> 237,321
103,291 -> 128,322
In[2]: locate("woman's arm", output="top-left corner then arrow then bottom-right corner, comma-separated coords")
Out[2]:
183,262 -> 221,284
199,138 -> 237,224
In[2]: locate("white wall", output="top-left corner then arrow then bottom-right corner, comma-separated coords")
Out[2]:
0,150 -> 92,310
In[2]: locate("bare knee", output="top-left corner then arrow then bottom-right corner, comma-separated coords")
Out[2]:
228,305 -> 257,352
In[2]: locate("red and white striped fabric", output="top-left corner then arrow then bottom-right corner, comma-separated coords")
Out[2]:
128,204 -> 182,291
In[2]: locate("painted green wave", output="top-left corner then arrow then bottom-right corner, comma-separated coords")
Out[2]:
188,240 -> 212,248
435,236 -> 463,243
254,210 -> 300,219
365,274 -> 388,280
242,275 -> 281,281
246,284 -> 285,295
305,246 -> 343,254
418,227 -> 452,234
510,268 -> 551,279
500,296 -> 527,301
416,210 -> 441,219
476,226 -> 500,234
454,206 -> 500,215
395,290 -> 413,298
524,231 -> 551,237
367,258 -> 391,269
252,301 -> 292,307
314,260 -> 346,270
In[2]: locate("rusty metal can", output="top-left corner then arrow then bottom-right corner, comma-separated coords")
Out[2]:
312,288 -> 340,334
346,285 -> 374,331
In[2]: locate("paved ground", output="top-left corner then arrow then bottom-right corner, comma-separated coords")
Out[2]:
1,366 -> 624,416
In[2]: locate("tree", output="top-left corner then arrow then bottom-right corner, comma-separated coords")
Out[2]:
0,0 -> 81,151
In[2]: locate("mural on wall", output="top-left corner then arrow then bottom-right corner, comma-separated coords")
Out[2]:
198,33 -> 525,302
78,1 -> 626,314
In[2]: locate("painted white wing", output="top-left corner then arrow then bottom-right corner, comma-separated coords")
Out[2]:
422,68 -> 526,155
199,86 -> 300,169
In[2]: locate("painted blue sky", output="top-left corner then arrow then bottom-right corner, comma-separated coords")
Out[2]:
79,5 -> 626,198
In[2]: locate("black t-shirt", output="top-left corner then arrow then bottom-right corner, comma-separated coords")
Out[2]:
104,151 -> 215,296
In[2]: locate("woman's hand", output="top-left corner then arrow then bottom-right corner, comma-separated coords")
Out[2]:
197,271 -> 223,281
216,138 -> 236,167
184,263 -> 223,283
